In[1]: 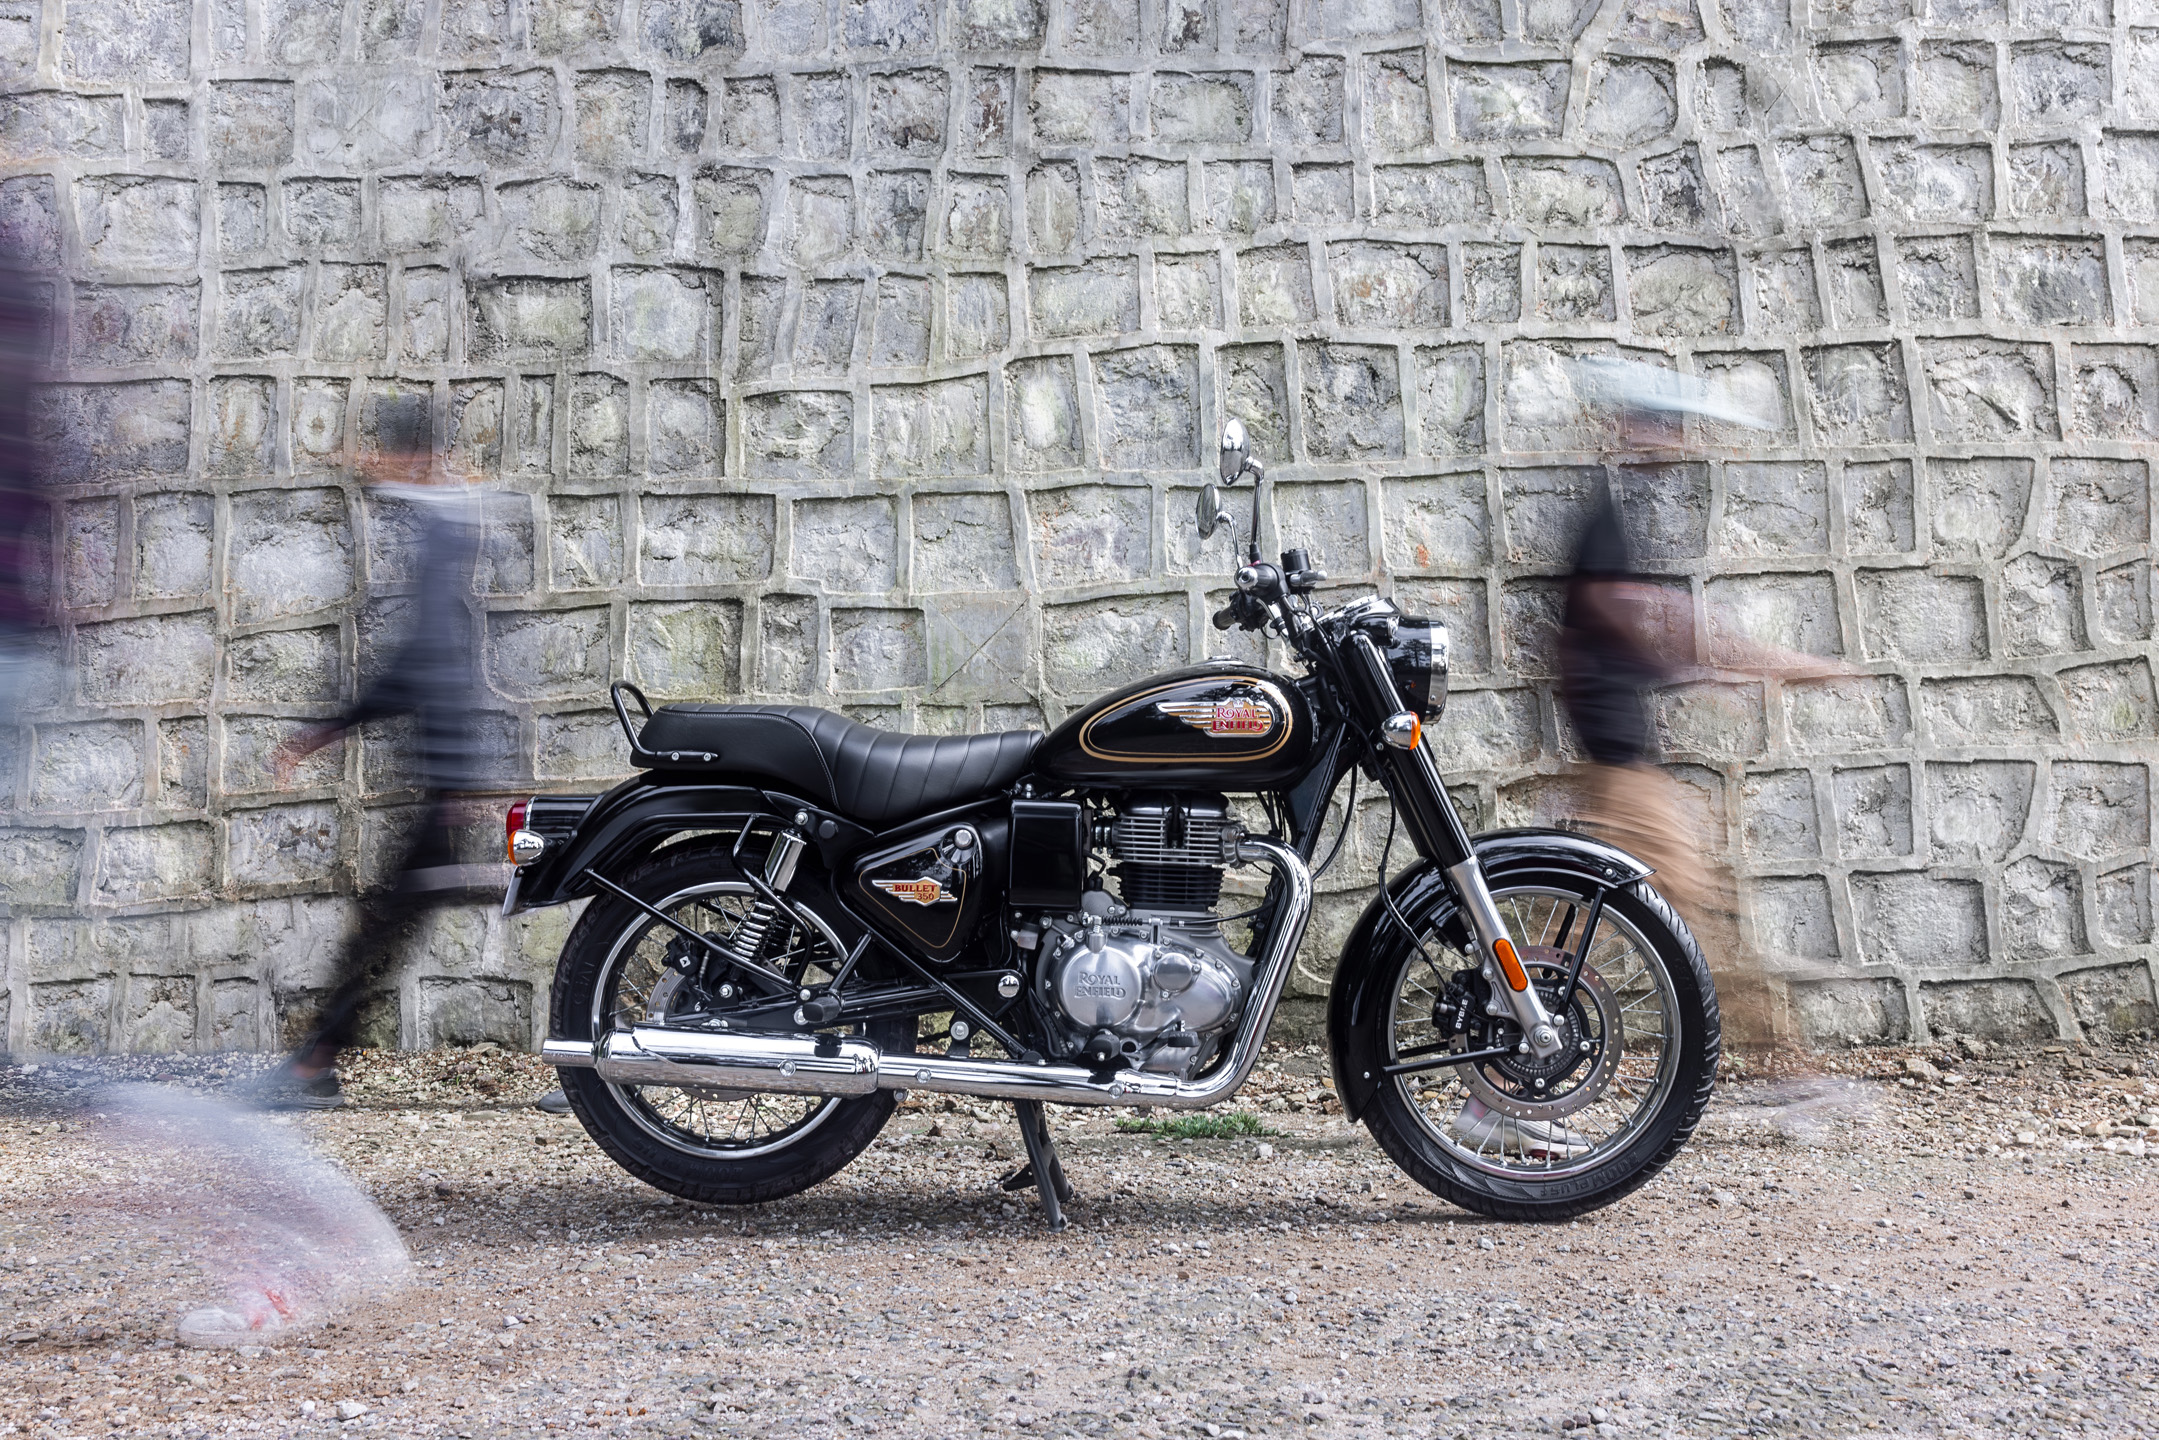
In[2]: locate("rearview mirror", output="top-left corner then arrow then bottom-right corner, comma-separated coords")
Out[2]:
1218,418 -> 1249,482
1195,482 -> 1230,540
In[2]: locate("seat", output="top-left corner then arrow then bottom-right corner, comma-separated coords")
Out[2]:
635,703 -> 1042,828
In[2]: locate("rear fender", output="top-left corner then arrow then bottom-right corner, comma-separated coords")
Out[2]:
505,775 -> 872,912
1324,829 -> 1653,1123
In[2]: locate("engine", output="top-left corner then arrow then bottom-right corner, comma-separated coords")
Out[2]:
1030,793 -> 1255,1079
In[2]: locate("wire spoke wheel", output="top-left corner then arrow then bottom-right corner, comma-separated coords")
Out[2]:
1382,882 -> 1689,1184
593,880 -> 849,1161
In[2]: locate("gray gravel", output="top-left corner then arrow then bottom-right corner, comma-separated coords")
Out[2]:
1,1040 -> 2156,1438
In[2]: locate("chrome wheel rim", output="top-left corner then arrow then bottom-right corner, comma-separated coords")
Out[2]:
1385,885 -> 1682,1180
591,880 -> 849,1160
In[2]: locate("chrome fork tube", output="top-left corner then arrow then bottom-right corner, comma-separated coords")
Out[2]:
1444,854 -> 1564,1060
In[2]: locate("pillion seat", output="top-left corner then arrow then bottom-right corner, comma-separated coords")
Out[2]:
635,703 -> 1042,828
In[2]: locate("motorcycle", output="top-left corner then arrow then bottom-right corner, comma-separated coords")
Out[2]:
510,420 -> 1719,1227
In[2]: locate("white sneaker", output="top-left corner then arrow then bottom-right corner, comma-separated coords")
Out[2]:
1448,1096 -> 1591,1160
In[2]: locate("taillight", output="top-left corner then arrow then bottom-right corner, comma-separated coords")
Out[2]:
505,798 -> 530,863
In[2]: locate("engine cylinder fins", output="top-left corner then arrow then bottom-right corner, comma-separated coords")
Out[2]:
1113,863 -> 1223,912
1108,791 -> 1241,867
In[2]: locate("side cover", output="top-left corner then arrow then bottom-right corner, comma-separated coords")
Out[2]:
1033,663 -> 1313,788
853,814 -> 1007,962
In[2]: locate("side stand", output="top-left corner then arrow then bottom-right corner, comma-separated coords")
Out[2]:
999,1098 -> 1075,1231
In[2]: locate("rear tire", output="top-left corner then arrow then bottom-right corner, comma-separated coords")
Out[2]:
547,842 -> 911,1206
1349,873 -> 1718,1222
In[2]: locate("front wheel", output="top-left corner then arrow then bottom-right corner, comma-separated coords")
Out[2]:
547,841 -> 913,1206
1348,870 -> 1718,1221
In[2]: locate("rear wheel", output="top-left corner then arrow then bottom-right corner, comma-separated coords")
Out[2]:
547,842 -> 912,1206
1352,871 -> 1718,1221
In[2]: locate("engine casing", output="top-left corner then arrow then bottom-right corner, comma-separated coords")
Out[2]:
1043,914 -> 1252,1075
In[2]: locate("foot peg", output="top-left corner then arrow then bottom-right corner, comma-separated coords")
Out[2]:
1001,1098 -> 1074,1230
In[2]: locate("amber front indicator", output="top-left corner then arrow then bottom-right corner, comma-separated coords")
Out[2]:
1493,937 -> 1530,992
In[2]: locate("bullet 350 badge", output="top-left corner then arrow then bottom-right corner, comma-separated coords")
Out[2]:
871,876 -> 955,906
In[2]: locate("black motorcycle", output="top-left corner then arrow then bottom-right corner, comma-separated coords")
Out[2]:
511,422 -> 1718,1226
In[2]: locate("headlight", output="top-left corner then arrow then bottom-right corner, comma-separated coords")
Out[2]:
1384,616 -> 1449,721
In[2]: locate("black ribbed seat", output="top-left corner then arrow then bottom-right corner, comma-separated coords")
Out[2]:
635,703 -> 1042,827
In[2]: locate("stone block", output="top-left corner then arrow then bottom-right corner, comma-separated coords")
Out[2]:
788,175 -> 856,266
417,976 -> 533,1049
1921,340 -> 2057,442
1814,41 -> 1904,124
1638,147 -> 1713,232
468,278 -> 591,362
827,606 -> 926,692
1822,238 -> 1884,327
1431,688 -> 1541,770
609,268 -> 710,363
842,0 -> 934,51
95,822 -> 214,906
1030,71 -> 1130,146
0,174 -> 59,268
158,718 -> 208,809
1449,62 -> 1567,140
1274,55 -> 1344,146
1927,456 -> 2031,560
869,377 -> 988,479
2009,142 -> 2085,221
225,627 -> 341,705
228,489 -> 353,625
1880,143 -> 1995,224
1802,343 -> 1910,445
1021,163 -> 1081,256
63,0 -> 190,81
924,597 -> 1030,699
1397,578 -> 1490,675
537,710 -> 628,781
1497,578 -> 1564,679
785,278 -> 859,374
1327,242 -> 1445,330
865,170 -> 928,260
1094,346 -> 1200,471
962,66 -> 1013,156
2071,347 -> 2159,441
0,92 -> 128,163
31,722 -> 144,812
1030,258 -> 1139,339
312,264 -> 387,362
2044,458 -> 2149,557
1776,136 -> 1867,227
1627,247 -> 1734,338
1237,246 -> 1314,328
494,178 -> 602,266
2059,659 -> 2157,743
1413,347 -> 1485,458
1721,462 -> 1827,556
31,977 -> 111,1055
629,600 -> 744,698
2048,760 -> 2151,863
1995,236 -> 2107,327
1831,764 -> 1912,860
485,606 -> 611,699
0,829 -> 84,908
743,391 -> 853,479
692,166 -> 769,257
2096,865 -> 2150,947
866,67 -> 946,158
1203,161 -> 1274,235
74,176 -> 197,271
1005,355 -> 1081,472
1154,253 -> 1219,330
958,0 -> 1045,47
638,493 -> 775,585
1786,674 -> 1911,754
641,378 -> 720,476
1043,596 -> 1188,697
226,803 -> 339,889
1654,681 -> 1767,759
794,497 -> 898,593
1792,979 -> 1909,1045
216,268 -> 301,359
1854,569 -> 1987,663
1741,769 -> 1821,860
547,495 -> 622,591
1497,465 -> 1598,568
1095,158 -> 1189,244
1023,485 -> 1147,588
2061,964 -> 2157,1041
2000,554 -> 2086,657
2009,41 -> 2108,126
1364,50 -> 1433,152
375,178 -> 479,256
1749,250 -> 1819,333
1753,875 -> 1839,961
2095,562 -> 2152,645
871,274 -> 931,366
1502,159 -> 1621,231
1894,234 -> 1978,323
1716,146 -> 1779,239
940,273 -> 1007,360
63,499 -> 118,608
1152,72 -> 1252,143
442,68 -> 561,167
1272,481 -> 1369,582
758,595 -> 819,695
1583,56 -> 1675,148
1845,460 -> 1915,554
914,492 -> 1018,591
1922,677 -> 2057,748
1852,873 -> 1988,969
1499,344 -> 1603,453
1291,164 -> 1353,225
575,70 -> 650,168
532,0 -> 621,53
206,82 -> 294,170
1920,979 -> 2055,1043
2000,856 -> 2085,962
664,79 -> 707,155
1308,0 -> 1419,36
1373,162 -> 1490,226
1706,572 -> 1843,662
1300,343 -> 1403,461
78,612 -> 216,706
945,175 -> 1010,256
1536,245 -> 1613,322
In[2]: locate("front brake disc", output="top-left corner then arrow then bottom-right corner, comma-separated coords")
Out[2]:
1463,947 -> 1624,1120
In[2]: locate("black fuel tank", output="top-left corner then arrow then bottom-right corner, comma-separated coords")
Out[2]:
1034,664 -> 1312,788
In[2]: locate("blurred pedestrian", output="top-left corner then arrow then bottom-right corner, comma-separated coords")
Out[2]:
0,249 -> 51,734
253,396 -> 494,1109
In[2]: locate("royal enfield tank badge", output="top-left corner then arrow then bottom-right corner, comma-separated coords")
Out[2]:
1159,695 -> 1274,737
871,876 -> 954,906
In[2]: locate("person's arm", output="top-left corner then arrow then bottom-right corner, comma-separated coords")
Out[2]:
270,634 -> 426,782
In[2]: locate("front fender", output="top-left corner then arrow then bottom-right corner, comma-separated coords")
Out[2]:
1324,828 -> 1652,1123
507,776 -> 867,911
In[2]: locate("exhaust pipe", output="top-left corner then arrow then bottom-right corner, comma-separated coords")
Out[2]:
547,838 -> 1312,1112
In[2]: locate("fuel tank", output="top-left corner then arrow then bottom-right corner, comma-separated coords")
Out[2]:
1034,664 -> 1313,789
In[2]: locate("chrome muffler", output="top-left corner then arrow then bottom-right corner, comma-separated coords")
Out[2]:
545,838 -> 1312,1111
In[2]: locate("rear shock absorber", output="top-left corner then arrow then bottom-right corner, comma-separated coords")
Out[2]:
724,830 -> 809,967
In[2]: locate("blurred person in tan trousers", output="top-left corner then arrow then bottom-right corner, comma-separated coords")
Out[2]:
252,396 -> 498,1108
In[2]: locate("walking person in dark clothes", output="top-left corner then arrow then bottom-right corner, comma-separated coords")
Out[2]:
254,396 -> 498,1109
0,250 -> 51,733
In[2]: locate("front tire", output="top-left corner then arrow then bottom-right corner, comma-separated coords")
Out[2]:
1349,871 -> 1719,1222
547,842 -> 910,1206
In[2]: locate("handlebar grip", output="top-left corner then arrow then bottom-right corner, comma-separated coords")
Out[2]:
1212,604 -> 1241,631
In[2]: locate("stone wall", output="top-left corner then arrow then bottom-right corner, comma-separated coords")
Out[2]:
0,0 -> 2152,1055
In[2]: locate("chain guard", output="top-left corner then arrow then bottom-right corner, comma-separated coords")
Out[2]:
1463,947 -> 1623,1120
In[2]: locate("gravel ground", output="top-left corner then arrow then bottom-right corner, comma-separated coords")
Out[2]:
1,1039 -> 2156,1440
